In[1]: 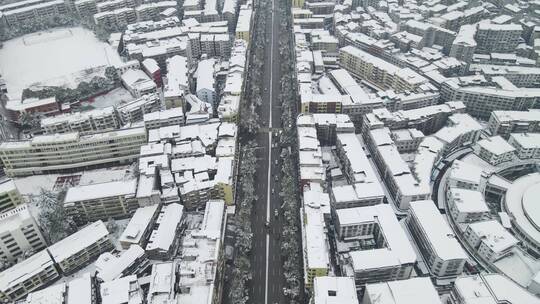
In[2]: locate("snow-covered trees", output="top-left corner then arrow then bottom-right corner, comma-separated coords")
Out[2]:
227,141 -> 258,303
35,189 -> 76,244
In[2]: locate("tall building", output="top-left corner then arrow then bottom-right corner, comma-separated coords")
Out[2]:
0,250 -> 59,302
475,23 -> 522,54
487,110 -> 540,139
47,220 -> 113,275
339,45 -> 429,93
0,179 -> 24,213
0,204 -> 47,263
0,127 -> 147,177
64,179 -> 139,225
407,200 -> 468,279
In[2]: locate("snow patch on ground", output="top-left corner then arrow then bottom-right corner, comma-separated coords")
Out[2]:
0,27 -> 122,97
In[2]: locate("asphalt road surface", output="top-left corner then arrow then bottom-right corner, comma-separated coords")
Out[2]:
250,0 -> 285,302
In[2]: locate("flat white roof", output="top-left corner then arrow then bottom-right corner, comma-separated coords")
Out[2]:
409,200 -> 468,261
312,276 -> 358,304
477,136 -> 515,155
64,179 -> 137,203
336,204 -> 416,265
0,250 -> 55,291
146,203 -> 184,252
25,282 -> 65,304
304,202 -> 329,269
449,160 -> 484,185
364,277 -> 442,304
468,220 -> 518,253
96,245 -> 146,281
47,220 -> 109,263
454,274 -> 540,304
101,275 -> 143,304
449,188 -> 489,213
509,133 -> 540,149
67,274 -> 93,304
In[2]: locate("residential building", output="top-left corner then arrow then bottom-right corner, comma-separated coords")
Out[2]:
302,197 -> 329,289
433,113 -> 482,155
5,97 -> 60,122
41,107 -> 120,135
407,200 -> 468,279
235,5 -> 252,43
0,127 -> 147,177
0,250 -> 59,302
475,136 -> 516,166
47,220 -> 113,275
147,262 -> 176,304
145,203 -> 184,260
176,200 -> 226,304
0,0 -> 68,27
121,69 -> 157,98
475,23 -> 523,54
450,273 -> 540,304
196,58 -> 217,108
362,277 -> 443,304
119,205 -> 159,249
447,160 -> 485,191
487,110 -> 540,139
464,220 -> 518,263
117,94 -> 161,125
100,275 -> 144,304
0,204 -> 47,263
312,276 -> 358,304
508,133 -> 540,159
144,108 -> 185,129
95,245 -> 150,282
0,179 -> 24,213
163,55 -> 189,109
337,204 -> 416,290
339,45 -> 429,93
447,188 -> 490,224
64,179 -> 139,225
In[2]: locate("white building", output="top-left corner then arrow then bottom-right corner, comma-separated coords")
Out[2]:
117,94 -> 161,124
64,179 -> 139,224
362,277 -> 443,304
302,195 -> 330,288
164,55 -> 189,109
41,107 -> 120,135
196,58 -> 217,108
0,127 -> 147,177
0,204 -> 47,263
95,245 -> 149,282
434,113 -> 483,155
448,160 -> 485,191
47,220 -> 113,274
119,205 -> 159,249
0,179 -> 24,215
312,276 -> 358,304
447,188 -> 490,224
464,220 -> 518,262
145,203 -> 184,259
144,107 -> 185,129
508,133 -> 540,160
337,204 -> 417,288
0,250 -> 59,302
475,136 -> 516,165
451,273 -> 540,304
121,69 -> 157,98
100,275 -> 144,304
407,200 -> 468,279
147,262 -> 176,304
487,110 -> 540,139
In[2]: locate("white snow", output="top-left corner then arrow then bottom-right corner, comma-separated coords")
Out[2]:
0,27 -> 122,97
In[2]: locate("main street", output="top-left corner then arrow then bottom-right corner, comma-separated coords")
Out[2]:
250,0 -> 285,302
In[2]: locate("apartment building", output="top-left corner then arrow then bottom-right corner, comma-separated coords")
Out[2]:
475,136 -> 516,166
144,108 -> 185,129
101,275 -> 144,304
0,250 -> 59,302
339,45 -> 429,93
336,204 -> 416,290
41,107 -> 120,135
475,23 -> 523,54
450,24 -> 477,63
365,127 -> 431,210
121,69 -> 157,98
0,179 -> 24,213
488,110 -> 540,139
447,160 -> 486,191
196,58 -> 217,108
464,220 -> 518,263
0,127 -> 147,177
163,55 -> 189,109
407,201 -> 468,279
64,179 -> 139,225
447,188 -> 490,224
0,0 -> 68,27
117,94 -> 161,124
145,203 -> 184,260
0,204 -> 47,263
362,277 -> 442,304
433,113 -> 482,155
95,245 -> 150,282
119,205 -> 159,249
312,276 -> 358,304
508,133 -> 540,160
74,0 -> 98,17
147,262 -> 176,303
235,5 -> 252,44
47,220 -> 113,275
302,199 -> 329,289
